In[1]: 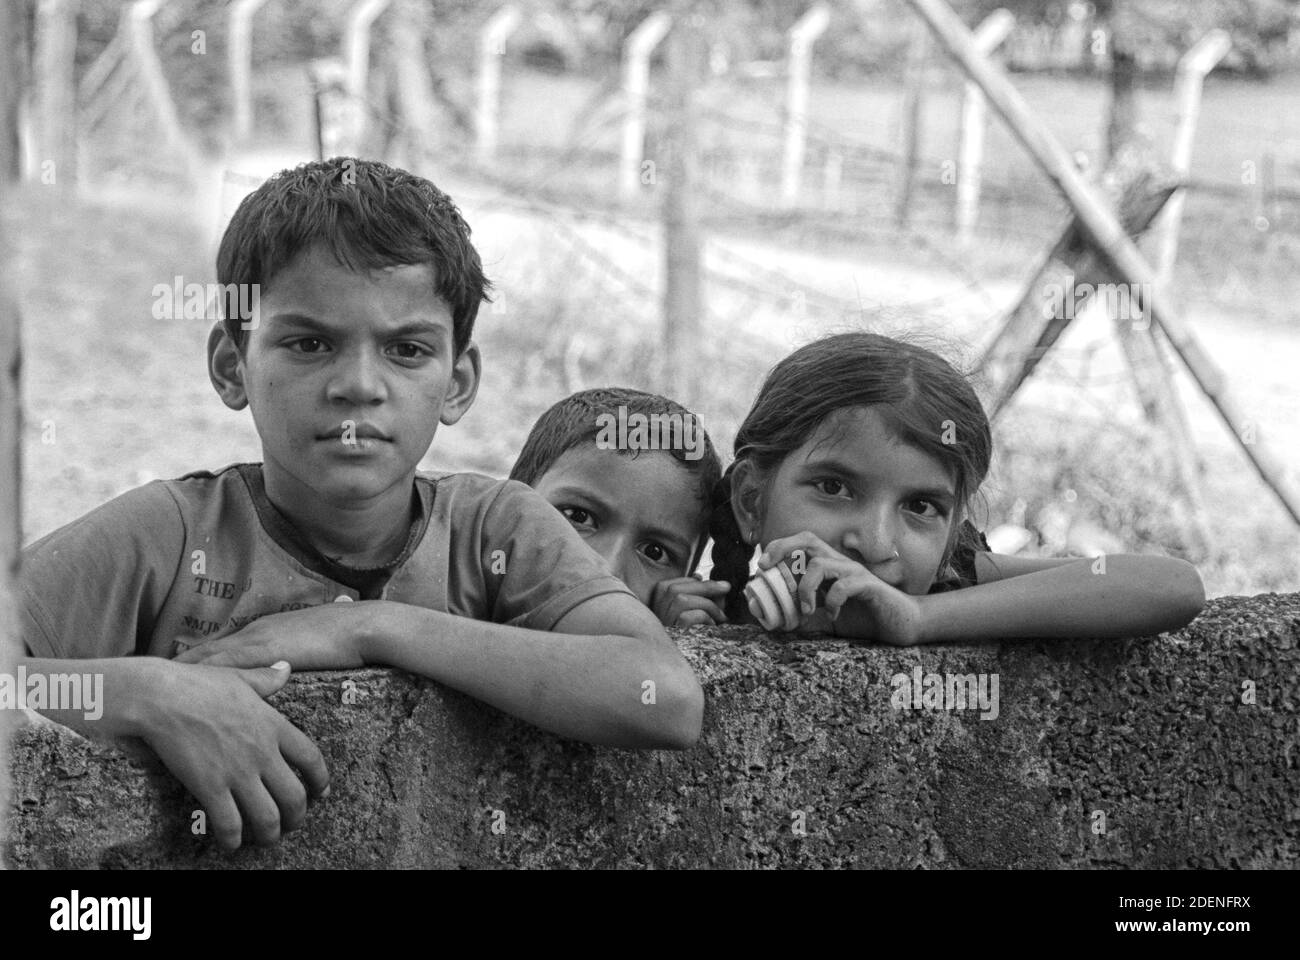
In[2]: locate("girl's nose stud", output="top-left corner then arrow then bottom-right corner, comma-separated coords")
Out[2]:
744,562 -> 800,631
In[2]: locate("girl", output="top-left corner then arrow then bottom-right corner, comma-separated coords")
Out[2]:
704,332 -> 1204,644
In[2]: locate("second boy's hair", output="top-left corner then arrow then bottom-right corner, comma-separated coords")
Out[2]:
510,387 -> 722,569
216,157 -> 491,355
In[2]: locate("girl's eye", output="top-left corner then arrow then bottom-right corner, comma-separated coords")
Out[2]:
905,499 -> 947,519
559,506 -> 596,530
814,478 -> 849,497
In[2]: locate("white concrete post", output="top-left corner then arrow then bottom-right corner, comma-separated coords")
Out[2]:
780,3 -> 830,207
619,10 -> 672,201
955,9 -> 1014,245
1156,30 -> 1231,281
344,0 -> 391,151
229,0 -> 270,143
476,5 -> 521,163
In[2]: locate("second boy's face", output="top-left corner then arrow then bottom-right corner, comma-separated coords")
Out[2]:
532,448 -> 706,607
224,243 -> 479,508
745,406 -> 956,595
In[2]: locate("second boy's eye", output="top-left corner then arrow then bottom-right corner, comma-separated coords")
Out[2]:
638,542 -> 676,568
559,506 -> 596,531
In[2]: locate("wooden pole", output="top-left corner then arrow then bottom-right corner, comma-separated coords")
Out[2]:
619,11 -> 672,201
476,5 -> 521,164
661,14 -> 704,402
1154,30 -> 1230,281
907,0 -> 1300,526
344,0 -> 392,153
955,9 -> 1013,245
389,0 -> 437,169
229,0 -> 270,143
894,16 -> 929,227
780,3 -> 830,208
33,0 -> 78,189
0,0 -> 22,865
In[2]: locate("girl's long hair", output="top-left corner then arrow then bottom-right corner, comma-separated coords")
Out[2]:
709,332 -> 992,619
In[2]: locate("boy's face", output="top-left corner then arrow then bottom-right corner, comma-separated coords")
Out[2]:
531,447 -> 707,607
209,243 -> 479,508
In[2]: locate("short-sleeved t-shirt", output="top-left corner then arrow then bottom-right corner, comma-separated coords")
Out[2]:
19,464 -> 634,661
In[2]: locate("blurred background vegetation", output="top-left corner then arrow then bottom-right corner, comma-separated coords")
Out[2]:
5,0 -> 1299,598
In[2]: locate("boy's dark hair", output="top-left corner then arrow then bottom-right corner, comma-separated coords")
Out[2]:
216,157 -> 491,355
709,332 -> 993,619
510,387 -> 722,572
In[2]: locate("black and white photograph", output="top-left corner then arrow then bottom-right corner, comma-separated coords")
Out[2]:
0,0 -> 1294,930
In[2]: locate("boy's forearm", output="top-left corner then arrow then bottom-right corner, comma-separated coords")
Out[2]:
16,655 -> 167,738
359,602 -> 700,749
914,556 -> 1205,643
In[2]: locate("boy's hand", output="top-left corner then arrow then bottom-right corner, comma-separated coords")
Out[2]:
759,532 -> 923,646
143,659 -> 330,850
175,602 -> 370,670
650,576 -> 730,627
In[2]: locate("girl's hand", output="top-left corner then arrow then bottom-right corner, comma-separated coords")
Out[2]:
651,576 -> 731,628
174,602 -> 372,670
759,532 -> 924,646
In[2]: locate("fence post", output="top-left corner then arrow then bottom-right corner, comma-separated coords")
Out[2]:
344,0 -> 391,153
476,5 -> 521,164
619,11 -> 672,201
33,0 -> 77,189
907,0 -> 1300,528
0,0 -> 22,865
229,0 -> 270,143
955,8 -> 1013,245
894,15 -> 929,227
126,0 -> 204,182
661,14 -> 705,402
1154,30 -> 1229,280
780,3 -> 830,208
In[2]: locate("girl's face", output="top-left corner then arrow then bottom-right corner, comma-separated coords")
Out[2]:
736,406 -> 956,595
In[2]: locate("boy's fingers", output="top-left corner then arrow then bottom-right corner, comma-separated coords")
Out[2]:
674,609 -> 716,628
278,721 -> 331,800
204,792 -> 244,851
233,780 -> 285,847
673,596 -> 727,624
235,661 -> 292,699
262,766 -> 310,834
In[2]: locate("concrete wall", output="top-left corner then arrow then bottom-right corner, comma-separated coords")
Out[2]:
6,594 -> 1298,868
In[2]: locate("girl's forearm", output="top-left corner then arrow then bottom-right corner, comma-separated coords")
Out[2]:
359,603 -> 701,749
913,556 -> 1205,643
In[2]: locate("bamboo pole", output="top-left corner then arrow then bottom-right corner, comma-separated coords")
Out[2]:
894,16 -> 929,227
906,0 -> 1300,527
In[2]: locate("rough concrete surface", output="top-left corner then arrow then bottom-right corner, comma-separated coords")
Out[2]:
5,594 -> 1298,869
